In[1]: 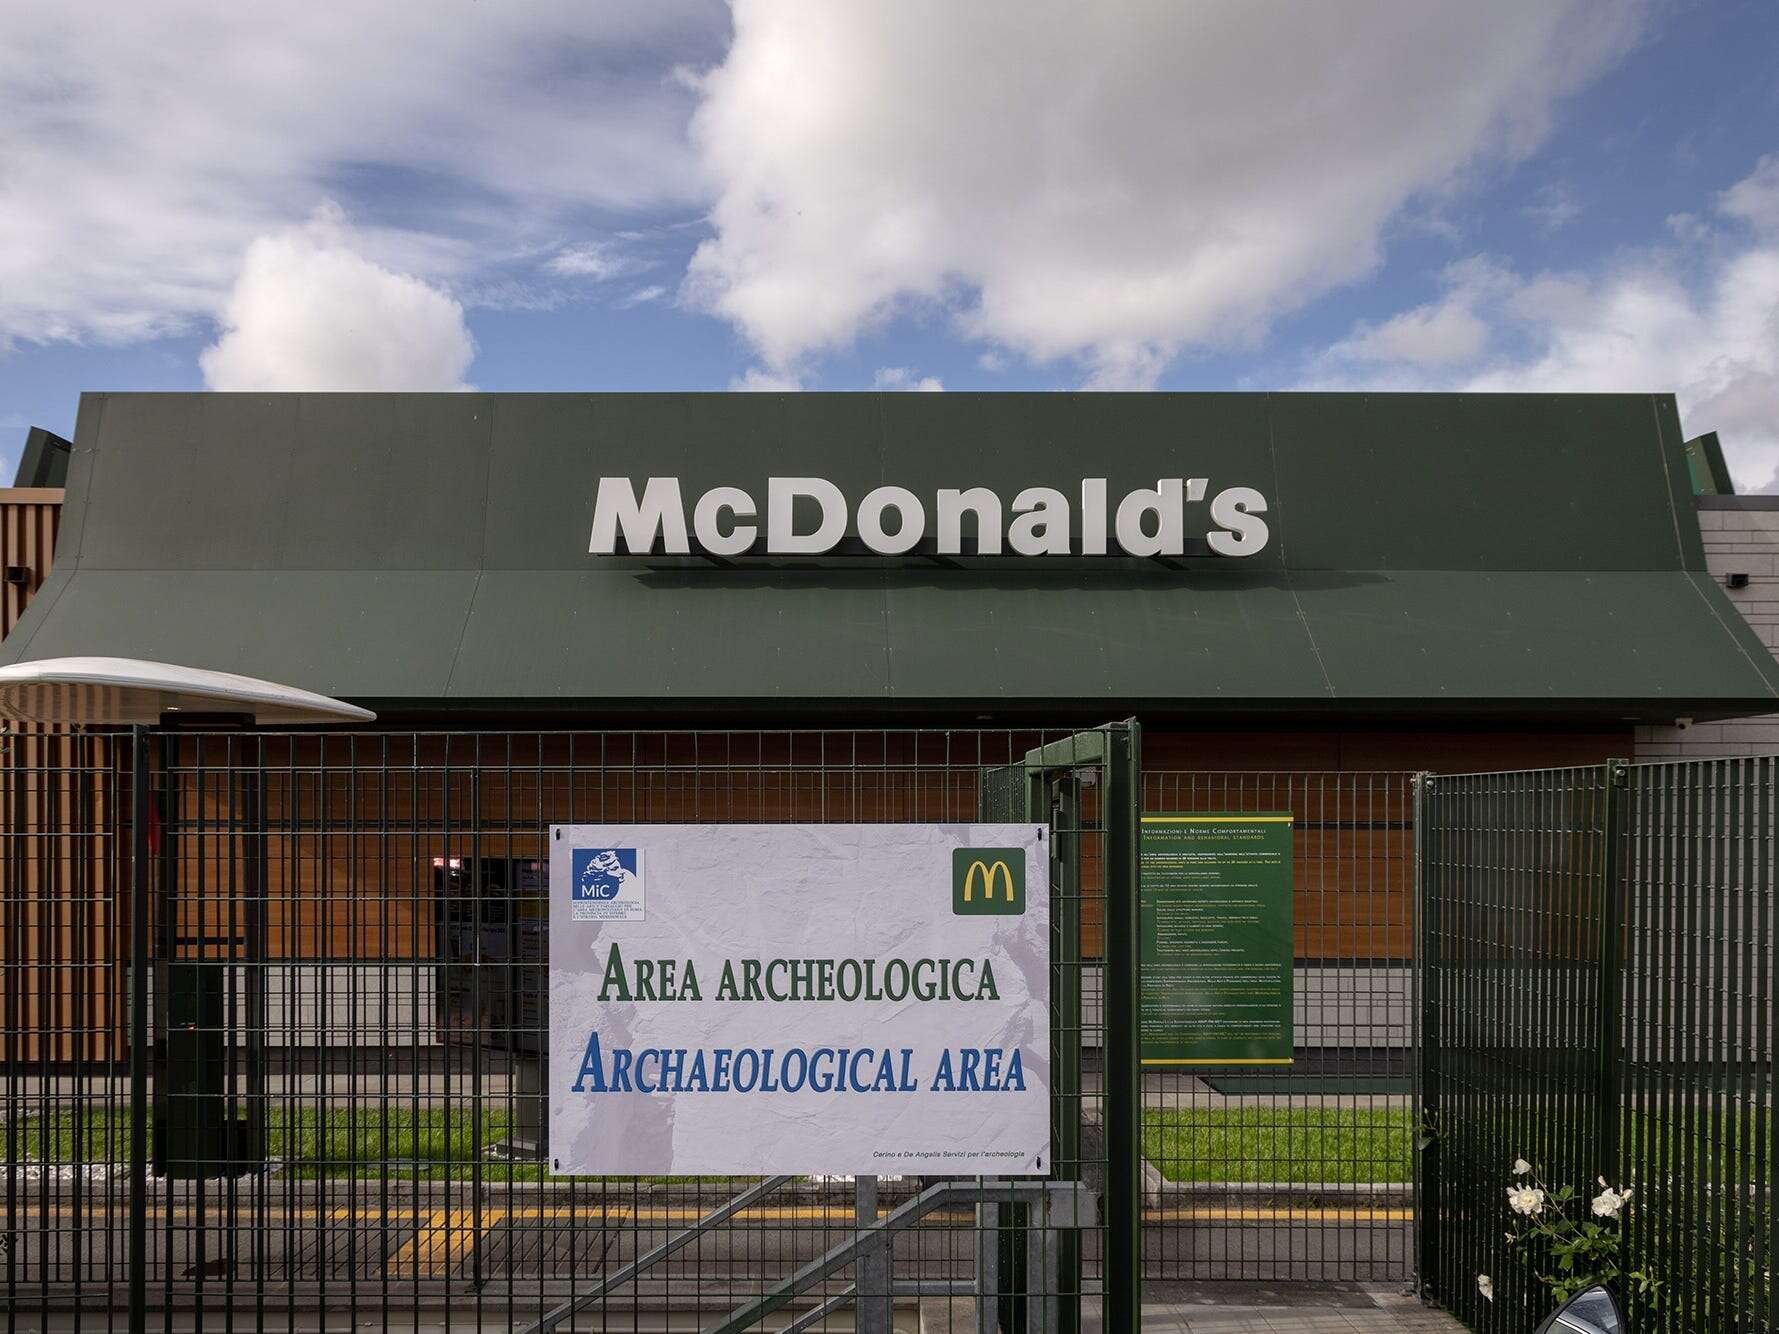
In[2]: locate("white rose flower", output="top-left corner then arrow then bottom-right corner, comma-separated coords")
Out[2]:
1591,1185 -> 1629,1219
1512,1158 -> 1532,1176
1477,1274 -> 1494,1302
1507,1186 -> 1546,1216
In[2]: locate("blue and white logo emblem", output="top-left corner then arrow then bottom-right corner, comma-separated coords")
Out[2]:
569,847 -> 644,921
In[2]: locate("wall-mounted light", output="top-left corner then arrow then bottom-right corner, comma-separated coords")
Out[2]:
1726,572 -> 1751,589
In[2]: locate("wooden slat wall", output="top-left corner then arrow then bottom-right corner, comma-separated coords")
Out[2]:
165,736 -> 1009,961
0,490 -> 79,1058
156,728 -> 1627,966
0,487 -> 63,640
1145,728 -> 1631,773
3,726 -> 1633,1062
1,729 -> 123,1065
1141,727 -> 1630,963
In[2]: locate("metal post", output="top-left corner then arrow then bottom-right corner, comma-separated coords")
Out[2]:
975,1201 -> 1000,1333
1049,773 -> 1082,1334
245,761 -> 266,1171
1412,773 -> 1437,1298
1102,721 -> 1142,1329
1026,1192 -> 1061,1333
855,1175 -> 891,1334
1595,760 -> 1628,1183
128,724 -> 149,1334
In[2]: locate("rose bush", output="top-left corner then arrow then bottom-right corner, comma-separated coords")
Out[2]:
1481,1160 -> 1661,1310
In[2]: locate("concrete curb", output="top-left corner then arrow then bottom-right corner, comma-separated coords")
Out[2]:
920,1295 -> 978,1331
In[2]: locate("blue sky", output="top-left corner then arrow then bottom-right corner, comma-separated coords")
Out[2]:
3,1 -> 1776,486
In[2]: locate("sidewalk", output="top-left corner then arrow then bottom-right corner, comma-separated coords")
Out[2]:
1137,1285 -> 1464,1332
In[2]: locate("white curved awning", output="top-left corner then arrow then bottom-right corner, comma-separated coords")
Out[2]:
0,656 -> 376,725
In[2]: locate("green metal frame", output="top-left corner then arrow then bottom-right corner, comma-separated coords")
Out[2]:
1101,723 -> 1141,1329
1594,759 -> 1627,1182
1683,430 -> 1735,496
986,722 -> 1141,1331
16,724 -> 1145,1330
1419,757 -> 1774,1334
1413,772 -> 1437,1296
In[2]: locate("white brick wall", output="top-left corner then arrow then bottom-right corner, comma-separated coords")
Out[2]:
1637,504 -> 1779,758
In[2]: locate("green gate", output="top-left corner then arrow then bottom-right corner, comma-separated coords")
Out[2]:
2,722 -> 1146,1332
981,725 -> 1143,1332
1419,757 -> 1775,1334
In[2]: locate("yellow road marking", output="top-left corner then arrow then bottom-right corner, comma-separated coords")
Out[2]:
386,1208 -> 506,1278
438,1208 -> 504,1273
1147,1207 -> 1413,1222
26,1206 -> 426,1220
383,1211 -> 441,1278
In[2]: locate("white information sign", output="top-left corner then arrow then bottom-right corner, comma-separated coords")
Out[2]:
548,823 -> 1050,1177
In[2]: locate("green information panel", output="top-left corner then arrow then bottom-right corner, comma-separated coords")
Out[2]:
1140,814 -> 1294,1066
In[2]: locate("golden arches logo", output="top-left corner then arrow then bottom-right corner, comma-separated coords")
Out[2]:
960,859 -> 1016,902
952,847 -> 1024,915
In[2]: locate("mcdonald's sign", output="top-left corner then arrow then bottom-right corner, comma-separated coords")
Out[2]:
952,848 -> 1025,915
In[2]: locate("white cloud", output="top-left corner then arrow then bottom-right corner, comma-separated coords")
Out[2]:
1324,261 -> 1505,368
1330,301 -> 1490,367
872,367 -> 943,392
732,366 -> 803,391
199,207 -> 475,392
1309,159 -> 1779,491
685,1 -> 1642,384
546,243 -> 647,282
1524,182 -> 1584,233
616,285 -> 670,309
0,2 -> 723,349
1467,253 -> 1779,491
1719,155 -> 1779,234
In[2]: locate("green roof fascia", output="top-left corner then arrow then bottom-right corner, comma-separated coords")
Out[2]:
1,390 -> 1766,720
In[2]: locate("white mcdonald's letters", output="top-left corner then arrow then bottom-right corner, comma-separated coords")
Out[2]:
588,477 -> 1270,558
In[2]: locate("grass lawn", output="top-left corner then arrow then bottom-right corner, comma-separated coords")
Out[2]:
23,1104 -> 1414,1185
1142,1107 -> 1414,1184
13,1105 -> 1754,1195
8,1108 -> 747,1184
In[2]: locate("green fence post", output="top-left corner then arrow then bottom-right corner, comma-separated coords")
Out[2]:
128,724 -> 149,1334
1049,767 -> 1082,1334
1596,760 -> 1628,1186
1103,721 -> 1142,1329
1413,773 -> 1438,1300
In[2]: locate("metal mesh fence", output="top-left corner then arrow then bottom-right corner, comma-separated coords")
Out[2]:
2,725 -> 1142,1333
1140,771 -> 1415,1288
1619,758 -> 1773,1334
1420,758 -> 1775,1334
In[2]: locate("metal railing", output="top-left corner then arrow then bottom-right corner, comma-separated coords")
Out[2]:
1420,757 -> 1774,1334
2,725 -> 1141,1333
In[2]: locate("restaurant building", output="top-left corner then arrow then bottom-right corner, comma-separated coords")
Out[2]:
7,390 -> 1772,732
1,390 -> 1774,1070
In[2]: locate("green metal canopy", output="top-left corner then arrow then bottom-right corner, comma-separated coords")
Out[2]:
4,391 -> 1775,720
